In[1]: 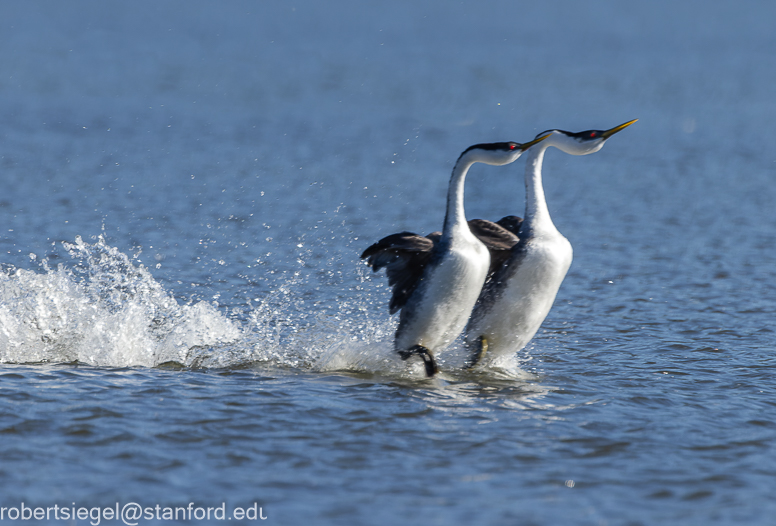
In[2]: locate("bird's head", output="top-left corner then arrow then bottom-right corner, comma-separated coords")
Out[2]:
535,119 -> 637,156
459,133 -> 550,166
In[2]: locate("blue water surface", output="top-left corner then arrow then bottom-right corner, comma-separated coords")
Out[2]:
2,1 -> 776,525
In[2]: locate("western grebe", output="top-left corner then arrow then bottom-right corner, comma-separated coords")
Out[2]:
361,136 -> 549,377
464,119 -> 638,367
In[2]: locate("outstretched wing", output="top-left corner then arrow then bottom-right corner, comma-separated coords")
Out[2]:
361,232 -> 435,314
361,216 -> 523,313
468,217 -> 522,277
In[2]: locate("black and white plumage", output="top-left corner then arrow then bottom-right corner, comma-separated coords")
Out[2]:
464,119 -> 638,367
360,217 -> 521,314
361,137 -> 549,377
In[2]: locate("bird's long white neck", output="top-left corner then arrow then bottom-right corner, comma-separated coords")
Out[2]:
442,156 -> 475,241
522,144 -> 557,236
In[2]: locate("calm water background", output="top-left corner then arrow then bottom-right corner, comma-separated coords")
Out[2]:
1,1 -> 776,524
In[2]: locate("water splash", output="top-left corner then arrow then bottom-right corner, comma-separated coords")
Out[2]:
247,266 -> 404,373
0,236 -> 241,367
0,235 -> 535,382
0,234 -> 402,372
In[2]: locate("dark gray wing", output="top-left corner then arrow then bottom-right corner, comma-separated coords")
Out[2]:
361,217 -> 523,314
361,232 -> 435,314
468,218 -> 521,278
495,215 -> 523,237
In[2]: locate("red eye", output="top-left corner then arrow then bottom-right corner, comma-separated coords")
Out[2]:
509,143 -> 517,150
590,132 -> 597,138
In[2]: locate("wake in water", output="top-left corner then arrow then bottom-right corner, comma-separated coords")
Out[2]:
0,235 -> 395,371
0,235 -> 534,381
0,236 -> 241,367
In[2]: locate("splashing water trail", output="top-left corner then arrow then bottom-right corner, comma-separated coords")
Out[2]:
0,236 -> 241,367
0,235 -> 405,373
0,235 -> 534,380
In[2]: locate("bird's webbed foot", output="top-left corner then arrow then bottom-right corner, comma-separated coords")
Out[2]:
398,345 -> 439,377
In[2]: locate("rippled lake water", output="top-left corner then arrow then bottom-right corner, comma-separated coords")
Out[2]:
2,1 -> 776,524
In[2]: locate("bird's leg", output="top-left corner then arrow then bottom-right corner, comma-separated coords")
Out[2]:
398,345 -> 439,377
418,350 -> 439,377
464,335 -> 488,368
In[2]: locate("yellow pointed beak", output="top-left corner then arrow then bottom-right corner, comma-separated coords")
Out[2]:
519,132 -> 551,151
600,119 -> 638,139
